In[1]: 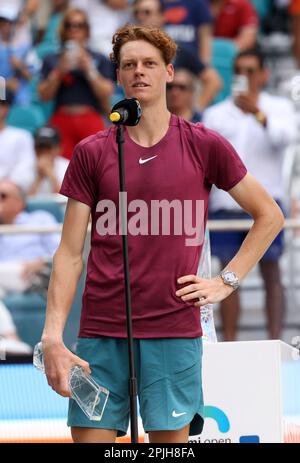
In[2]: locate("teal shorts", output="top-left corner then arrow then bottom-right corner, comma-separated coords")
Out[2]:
67,336 -> 204,437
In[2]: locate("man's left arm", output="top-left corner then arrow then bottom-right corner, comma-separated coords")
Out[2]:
176,173 -> 284,306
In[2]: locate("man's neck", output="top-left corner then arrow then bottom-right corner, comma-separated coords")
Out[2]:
0,120 -> 6,131
126,104 -> 171,148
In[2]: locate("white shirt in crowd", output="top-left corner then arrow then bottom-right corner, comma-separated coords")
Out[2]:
0,210 -> 60,262
34,156 -> 69,195
203,92 -> 298,212
0,125 -> 35,192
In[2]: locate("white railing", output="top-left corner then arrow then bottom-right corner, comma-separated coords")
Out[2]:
1,218 -> 300,235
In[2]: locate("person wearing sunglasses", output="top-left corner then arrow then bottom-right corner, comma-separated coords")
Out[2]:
38,8 -> 114,160
203,48 -> 297,341
132,0 -> 222,110
167,68 -> 202,123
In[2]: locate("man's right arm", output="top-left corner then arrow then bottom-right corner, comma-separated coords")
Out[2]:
41,198 -> 91,396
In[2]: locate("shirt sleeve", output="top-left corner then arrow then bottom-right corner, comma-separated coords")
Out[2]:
239,0 -> 259,29
10,131 -> 36,192
195,124 -> 247,191
265,99 -> 297,149
60,141 -> 98,207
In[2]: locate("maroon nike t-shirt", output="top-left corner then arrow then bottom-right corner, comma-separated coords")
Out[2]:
60,114 -> 247,338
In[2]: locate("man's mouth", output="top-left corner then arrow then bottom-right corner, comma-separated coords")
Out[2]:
132,82 -> 149,88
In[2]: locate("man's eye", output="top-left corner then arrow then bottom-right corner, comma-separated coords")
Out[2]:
146,61 -> 155,66
123,63 -> 133,69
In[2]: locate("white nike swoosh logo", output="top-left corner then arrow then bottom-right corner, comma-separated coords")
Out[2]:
139,155 -> 157,164
172,410 -> 187,418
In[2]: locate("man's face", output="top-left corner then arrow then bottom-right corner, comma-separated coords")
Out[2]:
117,40 -> 174,106
0,18 -> 14,40
0,181 -> 24,224
35,144 -> 59,159
64,12 -> 89,43
133,0 -> 164,27
0,101 -> 10,122
166,71 -> 194,112
234,56 -> 268,94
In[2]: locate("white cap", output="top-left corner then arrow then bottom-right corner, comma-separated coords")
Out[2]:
0,5 -> 19,22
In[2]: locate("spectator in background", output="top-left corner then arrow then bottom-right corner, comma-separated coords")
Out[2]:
0,0 -> 39,47
0,5 -> 40,105
203,48 -> 297,341
162,0 -> 213,64
209,0 -> 259,51
0,92 -> 35,192
167,68 -> 202,122
38,8 -> 114,160
71,0 -> 130,57
0,178 -> 61,354
133,0 -> 222,110
290,0 -> 300,68
0,300 -> 32,354
29,126 -> 69,196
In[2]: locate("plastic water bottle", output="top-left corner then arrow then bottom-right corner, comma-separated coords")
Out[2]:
197,229 -> 218,343
33,342 -> 109,421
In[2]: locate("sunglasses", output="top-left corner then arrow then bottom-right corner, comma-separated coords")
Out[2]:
133,8 -> 156,16
65,21 -> 87,30
0,192 -> 9,200
234,66 -> 259,76
167,83 -> 192,92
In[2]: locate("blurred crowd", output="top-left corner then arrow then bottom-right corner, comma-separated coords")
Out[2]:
1,0 -> 300,353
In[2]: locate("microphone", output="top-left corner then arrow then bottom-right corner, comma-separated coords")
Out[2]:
109,98 -> 142,126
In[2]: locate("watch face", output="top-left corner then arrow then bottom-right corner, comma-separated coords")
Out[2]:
223,272 -> 237,284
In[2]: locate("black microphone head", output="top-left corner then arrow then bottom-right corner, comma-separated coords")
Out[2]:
110,98 -> 142,126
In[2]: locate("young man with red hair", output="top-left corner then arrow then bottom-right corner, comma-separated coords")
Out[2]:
41,24 -> 284,443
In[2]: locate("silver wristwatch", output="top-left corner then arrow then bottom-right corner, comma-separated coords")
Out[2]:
220,271 -> 239,290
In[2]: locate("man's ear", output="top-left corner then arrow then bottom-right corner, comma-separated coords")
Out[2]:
166,63 -> 174,84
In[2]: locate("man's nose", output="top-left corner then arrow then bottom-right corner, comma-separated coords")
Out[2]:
134,62 -> 145,75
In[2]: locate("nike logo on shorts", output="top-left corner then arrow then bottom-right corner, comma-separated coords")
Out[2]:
172,410 -> 187,418
139,155 -> 157,164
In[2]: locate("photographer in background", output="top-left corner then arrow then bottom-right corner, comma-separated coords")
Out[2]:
29,126 -> 69,196
38,8 -> 114,159
203,48 -> 297,341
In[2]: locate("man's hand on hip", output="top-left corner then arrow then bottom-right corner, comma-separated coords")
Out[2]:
176,274 -> 234,307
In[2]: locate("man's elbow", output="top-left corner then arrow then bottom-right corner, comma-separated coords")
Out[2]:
269,202 -> 285,234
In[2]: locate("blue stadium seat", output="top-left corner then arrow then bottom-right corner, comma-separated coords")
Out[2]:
250,0 -> 272,20
211,39 -> 238,104
26,198 -> 65,223
7,104 -> 46,134
34,42 -> 60,61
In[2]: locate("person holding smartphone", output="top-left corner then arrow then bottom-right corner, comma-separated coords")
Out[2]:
38,8 -> 114,160
203,47 -> 297,341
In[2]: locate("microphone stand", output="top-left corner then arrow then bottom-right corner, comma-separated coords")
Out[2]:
116,125 -> 139,444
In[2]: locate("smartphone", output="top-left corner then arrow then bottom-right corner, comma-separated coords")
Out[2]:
231,74 -> 249,97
